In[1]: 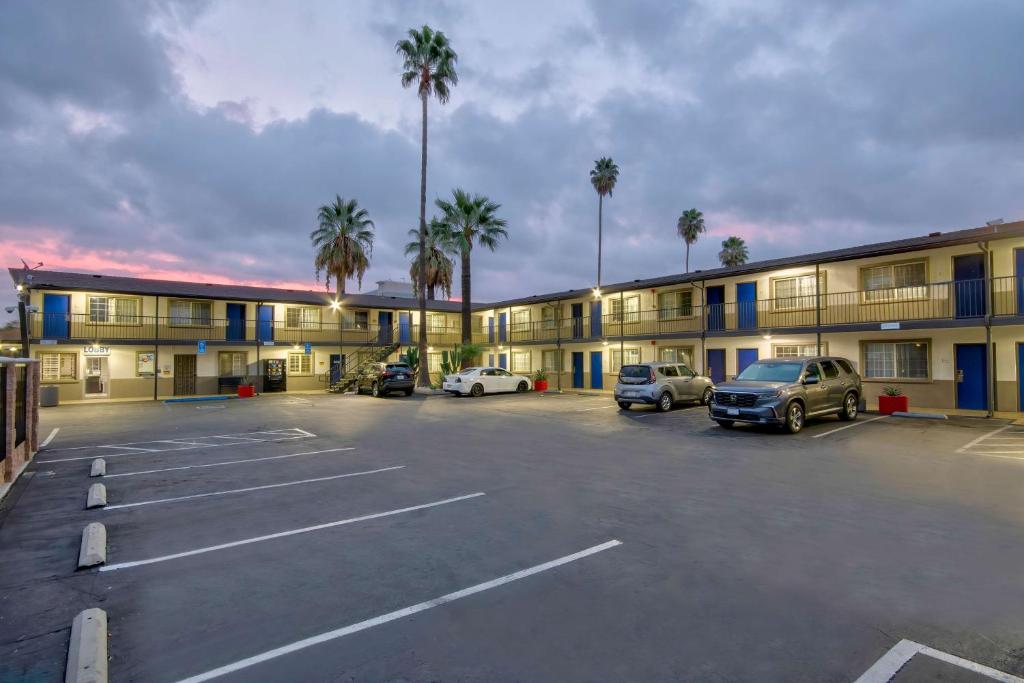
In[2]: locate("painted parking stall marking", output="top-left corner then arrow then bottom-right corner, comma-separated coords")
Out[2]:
811,415 -> 889,439
957,424 -> 1024,460
37,428 -> 316,462
100,492 -> 486,572
172,539 -> 623,683
104,447 -> 355,478
855,638 -> 1024,683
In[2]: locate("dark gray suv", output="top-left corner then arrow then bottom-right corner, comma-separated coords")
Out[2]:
708,356 -> 862,433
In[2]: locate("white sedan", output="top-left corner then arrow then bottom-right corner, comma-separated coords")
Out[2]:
443,367 -> 532,397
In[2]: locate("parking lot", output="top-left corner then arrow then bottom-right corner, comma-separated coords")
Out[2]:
2,391 -> 1023,682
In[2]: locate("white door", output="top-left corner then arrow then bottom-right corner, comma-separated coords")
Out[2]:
478,368 -> 499,394
496,368 -> 517,392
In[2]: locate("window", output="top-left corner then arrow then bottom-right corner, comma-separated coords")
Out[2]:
835,358 -> 855,374
772,273 -> 825,311
354,311 -> 368,329
610,348 -> 640,372
40,352 -> 77,381
427,352 -> 443,373
169,300 -> 212,326
511,309 -> 530,332
804,363 -> 821,380
219,351 -> 247,377
863,341 -> 929,379
679,364 -> 695,377
427,313 -> 447,332
511,351 -> 531,373
287,352 -> 313,376
861,260 -> 927,302
609,296 -> 640,323
659,365 -> 679,377
773,343 -> 827,358
541,306 -> 557,330
542,349 -> 562,372
88,296 -> 139,324
659,346 -> 694,365
657,290 -> 693,319
820,360 -> 840,379
285,307 -> 320,329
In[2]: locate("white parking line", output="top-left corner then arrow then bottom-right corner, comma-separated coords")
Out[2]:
99,492 -> 486,572
172,539 -> 622,683
576,405 -> 617,412
956,424 -> 1013,453
104,448 -> 355,478
855,638 -> 1024,683
41,428 -> 311,453
39,428 -> 60,449
811,415 -> 889,439
103,466 -> 403,510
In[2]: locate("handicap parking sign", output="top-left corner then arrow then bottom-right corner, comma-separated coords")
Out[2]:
198,340 -> 206,354
304,342 -> 311,355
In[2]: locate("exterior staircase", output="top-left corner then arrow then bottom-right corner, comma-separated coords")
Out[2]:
328,337 -> 400,393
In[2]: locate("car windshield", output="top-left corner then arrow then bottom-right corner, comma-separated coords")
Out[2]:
458,367 -> 479,375
386,364 -> 410,371
735,361 -> 803,383
620,365 -> 650,378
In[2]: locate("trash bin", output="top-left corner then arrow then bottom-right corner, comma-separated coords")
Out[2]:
39,385 -> 59,407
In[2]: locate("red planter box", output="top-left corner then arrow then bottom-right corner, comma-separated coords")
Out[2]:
534,379 -> 548,392
237,385 -> 255,398
878,394 -> 908,415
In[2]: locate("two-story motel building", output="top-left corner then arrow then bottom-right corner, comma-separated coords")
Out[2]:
10,220 -> 1024,414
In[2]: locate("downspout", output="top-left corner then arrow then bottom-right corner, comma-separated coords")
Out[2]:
979,241 -> 994,417
695,279 -> 706,374
555,298 -> 562,393
508,305 -> 513,369
256,300 -> 262,395
619,290 -> 625,375
153,295 -> 159,401
815,263 -> 822,356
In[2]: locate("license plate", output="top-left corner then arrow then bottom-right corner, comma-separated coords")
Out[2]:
727,408 -> 740,416
397,375 -> 407,379
623,391 -> 637,397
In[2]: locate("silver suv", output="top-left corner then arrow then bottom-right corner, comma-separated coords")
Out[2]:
709,356 -> 862,433
615,361 -> 716,412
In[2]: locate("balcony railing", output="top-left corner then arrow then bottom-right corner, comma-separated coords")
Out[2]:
26,276 -> 1024,345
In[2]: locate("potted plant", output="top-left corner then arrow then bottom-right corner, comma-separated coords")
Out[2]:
878,386 -> 907,414
237,376 -> 255,398
533,368 -> 549,392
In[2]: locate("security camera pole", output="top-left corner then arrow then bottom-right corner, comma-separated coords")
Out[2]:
17,290 -> 29,358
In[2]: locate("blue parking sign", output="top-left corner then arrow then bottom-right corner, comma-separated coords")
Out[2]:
304,342 -> 311,355
198,340 -> 207,354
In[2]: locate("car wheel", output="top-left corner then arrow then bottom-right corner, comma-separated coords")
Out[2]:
470,383 -> 484,397
784,401 -> 804,433
700,387 -> 713,405
657,391 -> 673,412
617,401 -> 631,410
371,382 -> 381,398
715,419 -> 734,429
516,381 -> 529,393
838,392 -> 858,421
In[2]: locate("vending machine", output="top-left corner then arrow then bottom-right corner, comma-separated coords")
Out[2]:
262,358 -> 287,392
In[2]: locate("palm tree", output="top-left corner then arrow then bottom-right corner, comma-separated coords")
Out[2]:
404,219 -> 456,300
396,25 -> 458,387
310,196 -> 375,294
589,157 -> 619,290
718,236 -> 749,267
676,208 -> 706,272
436,189 -> 508,349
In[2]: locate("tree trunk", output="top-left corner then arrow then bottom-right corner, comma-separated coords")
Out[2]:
685,242 -> 690,273
416,91 -> 430,387
427,284 -> 435,301
597,193 -> 603,288
461,241 -> 471,349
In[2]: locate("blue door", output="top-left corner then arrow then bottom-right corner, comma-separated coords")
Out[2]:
1015,248 -> 1024,315
488,317 -> 495,343
736,282 -> 757,330
954,254 -> 986,318
706,349 -> 726,384
257,305 -> 274,341
590,351 -> 603,389
706,286 -> 725,331
498,313 -> 507,342
955,343 -> 988,410
378,311 -> 393,343
488,353 -> 495,367
42,294 -> 70,338
329,353 -> 345,383
498,353 -> 508,369
572,351 -> 584,388
226,303 -> 245,341
737,348 -> 758,376
1018,343 -> 1024,412
590,301 -> 602,338
571,303 -> 584,339
399,312 -> 411,344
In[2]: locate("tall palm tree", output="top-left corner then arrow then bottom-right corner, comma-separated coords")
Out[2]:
589,157 -> 619,290
676,208 -> 706,272
404,219 -> 456,300
310,196 -> 375,294
396,25 -> 458,387
436,189 -> 508,348
718,236 -> 749,267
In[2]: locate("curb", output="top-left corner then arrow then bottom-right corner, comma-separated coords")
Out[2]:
65,608 -> 107,683
78,523 -> 107,568
892,411 -> 948,420
90,459 -> 106,478
86,483 -> 107,509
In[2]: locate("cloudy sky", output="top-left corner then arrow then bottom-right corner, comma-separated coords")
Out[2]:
2,0 -> 1023,319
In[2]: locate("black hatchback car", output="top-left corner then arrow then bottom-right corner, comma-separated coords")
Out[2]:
356,362 -> 415,397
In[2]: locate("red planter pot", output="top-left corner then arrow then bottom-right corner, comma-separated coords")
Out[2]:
534,379 -> 548,392
878,394 -> 908,415
237,385 -> 255,398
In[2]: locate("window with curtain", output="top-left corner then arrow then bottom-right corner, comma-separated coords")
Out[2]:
287,352 -> 313,375
659,346 -> 694,365
773,343 -> 827,358
40,352 -> 77,381
657,290 -> 692,319
773,274 -> 823,311
169,300 -> 212,326
427,352 -> 442,373
427,313 -> 447,332
285,307 -> 320,329
219,351 -> 247,377
863,341 -> 928,379
542,349 -> 561,371
861,261 -> 927,302
89,296 -> 139,324
511,309 -> 530,332
511,351 -> 531,372
610,348 -> 641,372
609,296 -> 640,322
541,306 -> 557,330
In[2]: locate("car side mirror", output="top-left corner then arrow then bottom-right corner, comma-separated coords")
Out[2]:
803,375 -> 819,385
